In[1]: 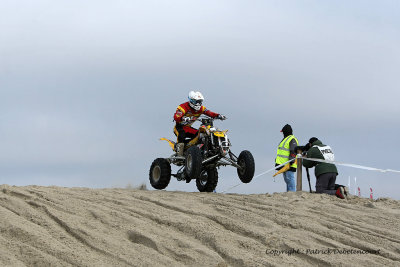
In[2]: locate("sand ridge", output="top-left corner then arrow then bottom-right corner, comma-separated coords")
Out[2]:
0,185 -> 399,266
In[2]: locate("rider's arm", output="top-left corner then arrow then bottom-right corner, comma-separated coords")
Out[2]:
202,106 -> 219,118
173,106 -> 186,123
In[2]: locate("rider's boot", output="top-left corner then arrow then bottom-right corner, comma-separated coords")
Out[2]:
176,143 -> 185,157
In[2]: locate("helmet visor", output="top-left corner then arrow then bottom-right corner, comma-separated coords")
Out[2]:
190,99 -> 203,105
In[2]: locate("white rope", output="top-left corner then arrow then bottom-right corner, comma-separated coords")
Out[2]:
298,156 -> 400,173
220,159 -> 295,193
220,156 -> 400,193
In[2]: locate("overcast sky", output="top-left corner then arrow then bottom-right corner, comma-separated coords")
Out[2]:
1,0 -> 399,199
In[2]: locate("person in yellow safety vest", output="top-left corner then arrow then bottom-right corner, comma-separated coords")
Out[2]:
275,124 -> 299,192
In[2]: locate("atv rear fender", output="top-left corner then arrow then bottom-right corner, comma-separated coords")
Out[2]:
160,138 -> 176,151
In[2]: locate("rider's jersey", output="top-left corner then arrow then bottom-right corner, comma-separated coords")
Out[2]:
173,102 -> 219,127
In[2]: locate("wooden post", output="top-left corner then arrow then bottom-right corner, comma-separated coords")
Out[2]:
296,158 -> 302,191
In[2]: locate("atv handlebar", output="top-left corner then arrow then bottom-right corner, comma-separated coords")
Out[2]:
198,115 -> 226,127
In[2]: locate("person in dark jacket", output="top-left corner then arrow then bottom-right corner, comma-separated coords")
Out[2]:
302,137 -> 347,199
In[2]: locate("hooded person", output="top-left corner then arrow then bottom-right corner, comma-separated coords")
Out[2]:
302,137 -> 348,199
275,124 -> 299,192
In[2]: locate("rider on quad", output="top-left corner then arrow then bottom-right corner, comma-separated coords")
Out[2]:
173,91 -> 226,156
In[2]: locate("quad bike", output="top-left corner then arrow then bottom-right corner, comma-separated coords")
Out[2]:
149,115 -> 255,192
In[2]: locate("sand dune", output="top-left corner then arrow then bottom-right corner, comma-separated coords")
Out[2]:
0,185 -> 399,266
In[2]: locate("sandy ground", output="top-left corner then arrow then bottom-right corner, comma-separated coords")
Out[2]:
0,185 -> 399,267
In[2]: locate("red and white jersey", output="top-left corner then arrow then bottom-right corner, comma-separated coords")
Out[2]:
173,102 -> 219,126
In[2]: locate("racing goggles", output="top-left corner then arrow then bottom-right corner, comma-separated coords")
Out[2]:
190,99 -> 203,105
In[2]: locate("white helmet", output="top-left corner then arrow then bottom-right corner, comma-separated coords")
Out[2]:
188,91 -> 204,111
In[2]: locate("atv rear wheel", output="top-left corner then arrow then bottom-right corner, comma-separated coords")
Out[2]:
237,150 -> 255,183
149,158 -> 171,189
185,146 -> 202,180
196,167 -> 218,192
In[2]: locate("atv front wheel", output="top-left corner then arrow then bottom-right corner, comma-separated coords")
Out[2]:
149,158 -> 171,189
196,167 -> 218,192
237,150 -> 255,183
185,146 -> 202,180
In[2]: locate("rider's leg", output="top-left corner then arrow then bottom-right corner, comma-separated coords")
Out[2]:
174,124 -> 198,156
175,124 -> 188,156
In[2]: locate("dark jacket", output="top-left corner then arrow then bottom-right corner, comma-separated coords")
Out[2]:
302,140 -> 338,177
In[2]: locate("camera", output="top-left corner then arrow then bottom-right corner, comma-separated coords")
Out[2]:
294,143 -> 311,156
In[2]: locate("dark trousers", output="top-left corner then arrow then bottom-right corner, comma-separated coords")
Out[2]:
175,124 -> 198,143
316,173 -> 338,195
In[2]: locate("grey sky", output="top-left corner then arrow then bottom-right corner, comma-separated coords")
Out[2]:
1,1 -> 399,198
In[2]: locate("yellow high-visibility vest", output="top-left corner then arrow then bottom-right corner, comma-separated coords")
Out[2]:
275,135 -> 298,168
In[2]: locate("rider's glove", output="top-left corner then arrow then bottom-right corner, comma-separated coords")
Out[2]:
182,117 -> 191,123
217,114 -> 227,120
